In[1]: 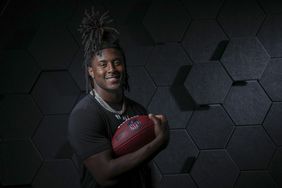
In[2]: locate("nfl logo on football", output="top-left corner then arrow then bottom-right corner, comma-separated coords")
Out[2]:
127,119 -> 142,131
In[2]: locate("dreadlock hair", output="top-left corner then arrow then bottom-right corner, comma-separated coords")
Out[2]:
78,7 -> 130,93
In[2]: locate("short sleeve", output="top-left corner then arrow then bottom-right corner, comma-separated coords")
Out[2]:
68,108 -> 111,161
126,98 -> 148,115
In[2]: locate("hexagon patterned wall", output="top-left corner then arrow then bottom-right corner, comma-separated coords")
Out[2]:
1,0 -> 282,188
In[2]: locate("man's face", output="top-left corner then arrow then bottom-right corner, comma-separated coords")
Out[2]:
88,48 -> 125,92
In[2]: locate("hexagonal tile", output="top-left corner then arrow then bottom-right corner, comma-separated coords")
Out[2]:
180,0 -> 224,19
260,59 -> 282,101
218,0 -> 265,37
146,43 -> 192,86
187,105 -> 234,149
258,14 -> 282,57
125,67 -> 156,107
235,171 -> 278,188
263,102 -> 282,146
148,87 -> 192,129
184,62 -> 232,105
182,20 -> 228,62
0,0 -> 40,49
68,50 -> 86,91
36,0 -> 76,26
32,115 -> 73,160
31,71 -> 80,114
270,147 -> 282,188
190,150 -> 239,188
1,139 -> 42,185
221,37 -> 270,81
32,159 -> 80,188
103,0 -> 151,25
257,0 -> 282,14
227,126 -> 276,170
143,0 -> 191,42
223,81 -> 271,125
119,25 -> 154,67
0,50 -> 40,93
0,95 -> 42,139
28,24 -> 79,70
159,174 -> 197,188
154,130 -> 199,174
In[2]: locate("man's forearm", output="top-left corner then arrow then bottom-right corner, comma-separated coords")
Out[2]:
108,135 -> 165,179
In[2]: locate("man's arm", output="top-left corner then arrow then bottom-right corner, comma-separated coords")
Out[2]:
83,114 -> 169,187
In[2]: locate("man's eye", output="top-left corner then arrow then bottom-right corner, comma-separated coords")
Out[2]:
99,62 -> 107,67
113,61 -> 121,65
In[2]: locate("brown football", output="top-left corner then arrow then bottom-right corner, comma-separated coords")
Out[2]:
111,115 -> 155,156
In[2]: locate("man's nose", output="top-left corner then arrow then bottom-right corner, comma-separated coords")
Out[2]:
107,62 -> 116,72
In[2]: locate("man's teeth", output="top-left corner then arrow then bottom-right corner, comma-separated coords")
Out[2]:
107,76 -> 119,79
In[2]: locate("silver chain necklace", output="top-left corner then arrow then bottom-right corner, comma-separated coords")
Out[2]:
90,89 -> 126,115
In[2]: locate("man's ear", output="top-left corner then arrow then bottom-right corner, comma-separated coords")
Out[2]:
88,66 -> 95,79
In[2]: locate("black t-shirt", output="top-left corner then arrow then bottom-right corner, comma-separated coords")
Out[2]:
68,94 -> 153,188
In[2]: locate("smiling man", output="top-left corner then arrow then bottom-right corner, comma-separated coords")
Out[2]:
68,8 -> 169,188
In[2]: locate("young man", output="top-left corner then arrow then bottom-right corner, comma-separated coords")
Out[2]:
68,8 -> 169,188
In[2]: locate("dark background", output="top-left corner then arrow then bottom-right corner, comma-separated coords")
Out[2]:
1,0 -> 282,187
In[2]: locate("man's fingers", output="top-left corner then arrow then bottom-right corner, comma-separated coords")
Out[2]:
148,114 -> 161,126
154,115 -> 167,123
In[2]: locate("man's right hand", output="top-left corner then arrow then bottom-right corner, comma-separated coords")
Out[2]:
148,114 -> 169,148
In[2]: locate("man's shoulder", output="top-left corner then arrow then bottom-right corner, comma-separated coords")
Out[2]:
71,94 -> 99,113
68,94 -> 105,130
125,97 -> 147,114
69,94 -> 104,121
126,97 -> 142,107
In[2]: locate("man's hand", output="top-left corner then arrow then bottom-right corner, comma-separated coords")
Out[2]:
148,114 -> 169,148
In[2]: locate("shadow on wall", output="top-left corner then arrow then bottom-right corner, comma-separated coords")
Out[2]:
181,156 -> 196,173
170,65 -> 195,111
210,40 -> 229,61
170,39 -> 229,111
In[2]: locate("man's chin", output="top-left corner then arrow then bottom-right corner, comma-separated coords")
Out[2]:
106,83 -> 123,91
106,79 -> 122,88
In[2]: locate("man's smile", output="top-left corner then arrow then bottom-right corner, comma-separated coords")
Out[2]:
105,74 -> 121,83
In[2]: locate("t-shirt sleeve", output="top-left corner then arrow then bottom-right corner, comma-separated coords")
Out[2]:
136,102 -> 147,115
127,98 -> 148,115
68,108 -> 111,161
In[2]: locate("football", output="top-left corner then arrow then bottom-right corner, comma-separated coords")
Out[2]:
112,115 -> 155,156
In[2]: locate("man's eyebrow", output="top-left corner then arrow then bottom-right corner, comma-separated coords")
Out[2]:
97,57 -> 122,62
98,60 -> 107,63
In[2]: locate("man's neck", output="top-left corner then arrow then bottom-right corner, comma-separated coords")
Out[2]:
94,87 -> 123,104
